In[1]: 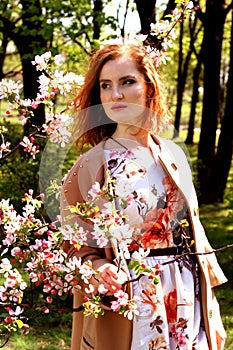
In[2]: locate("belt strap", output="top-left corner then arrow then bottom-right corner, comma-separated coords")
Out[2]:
147,246 -> 183,257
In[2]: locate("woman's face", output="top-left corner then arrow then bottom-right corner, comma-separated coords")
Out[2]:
99,56 -> 148,127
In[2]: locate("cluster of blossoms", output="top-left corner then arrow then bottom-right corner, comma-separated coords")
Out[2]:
0,191 -> 73,340
0,51 -> 84,160
0,182 -> 163,343
62,177 -> 164,318
134,1 -> 199,66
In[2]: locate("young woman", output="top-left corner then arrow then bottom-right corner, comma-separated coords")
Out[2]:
61,44 -> 227,350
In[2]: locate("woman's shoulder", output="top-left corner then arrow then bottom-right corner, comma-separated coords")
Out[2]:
62,141 -> 106,200
64,141 -> 106,186
73,141 -> 105,165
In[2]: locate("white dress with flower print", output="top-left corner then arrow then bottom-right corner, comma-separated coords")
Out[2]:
104,145 -> 209,350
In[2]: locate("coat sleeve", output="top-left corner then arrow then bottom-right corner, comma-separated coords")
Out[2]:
192,217 -> 228,287
158,137 -> 227,288
60,152 -> 112,270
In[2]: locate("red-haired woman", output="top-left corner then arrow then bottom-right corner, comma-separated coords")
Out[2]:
61,44 -> 227,350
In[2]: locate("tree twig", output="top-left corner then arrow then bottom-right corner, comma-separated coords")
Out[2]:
162,243 -> 233,265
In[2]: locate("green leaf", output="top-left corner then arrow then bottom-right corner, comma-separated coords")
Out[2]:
153,277 -> 159,285
120,199 -> 127,209
16,319 -> 24,329
128,260 -> 139,269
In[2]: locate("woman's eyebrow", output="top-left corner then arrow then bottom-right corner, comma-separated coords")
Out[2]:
99,74 -> 137,83
119,75 -> 137,81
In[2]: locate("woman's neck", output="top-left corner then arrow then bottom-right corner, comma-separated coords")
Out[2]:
111,126 -> 150,147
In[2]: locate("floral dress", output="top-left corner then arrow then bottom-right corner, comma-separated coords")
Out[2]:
104,144 -> 209,350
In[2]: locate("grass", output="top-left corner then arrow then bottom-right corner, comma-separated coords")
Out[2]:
4,328 -> 71,350
3,315 -> 72,350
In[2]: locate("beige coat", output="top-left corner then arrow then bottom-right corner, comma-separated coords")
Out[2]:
61,136 -> 227,350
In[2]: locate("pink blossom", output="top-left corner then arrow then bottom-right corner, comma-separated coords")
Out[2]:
111,300 -> 121,312
4,316 -> 12,323
84,284 -> 95,294
0,79 -> 23,99
185,1 -> 194,10
0,141 -> 11,153
6,306 -> 24,316
11,247 -> 22,257
88,182 -> 101,200
31,52 -> 51,71
98,284 -> 108,294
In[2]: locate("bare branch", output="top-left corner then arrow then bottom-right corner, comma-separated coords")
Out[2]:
162,243 -> 233,265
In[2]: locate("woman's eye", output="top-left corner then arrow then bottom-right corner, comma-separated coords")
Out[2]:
100,83 -> 110,90
122,79 -> 135,86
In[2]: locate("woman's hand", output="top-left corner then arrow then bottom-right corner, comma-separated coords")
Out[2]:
97,263 -> 128,296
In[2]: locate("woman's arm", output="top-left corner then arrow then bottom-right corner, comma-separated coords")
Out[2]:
60,153 -> 128,295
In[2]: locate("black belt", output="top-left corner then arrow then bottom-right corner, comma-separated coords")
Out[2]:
146,246 -> 183,257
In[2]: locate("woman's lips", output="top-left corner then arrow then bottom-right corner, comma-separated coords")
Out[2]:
111,104 -> 127,111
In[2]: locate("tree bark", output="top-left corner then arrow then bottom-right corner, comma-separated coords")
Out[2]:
1,0 -> 50,131
0,34 -> 8,80
173,19 -> 184,137
160,0 -> 176,20
93,0 -> 103,40
173,16 -> 198,137
208,9 -> 233,202
134,0 -> 156,34
185,44 -> 203,145
197,0 -> 227,203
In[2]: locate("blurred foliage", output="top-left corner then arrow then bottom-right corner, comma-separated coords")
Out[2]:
0,118 -> 45,213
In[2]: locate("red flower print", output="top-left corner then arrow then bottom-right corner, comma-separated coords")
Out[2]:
141,284 -> 160,311
148,336 -> 169,349
142,207 -> 163,228
141,212 -> 172,249
162,176 -> 185,220
164,289 -> 177,323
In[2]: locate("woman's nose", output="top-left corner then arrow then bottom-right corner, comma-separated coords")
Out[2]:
111,85 -> 123,101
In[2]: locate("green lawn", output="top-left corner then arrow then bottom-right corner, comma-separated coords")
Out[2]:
3,314 -> 72,350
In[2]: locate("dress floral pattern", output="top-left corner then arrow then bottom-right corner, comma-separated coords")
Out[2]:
104,145 -> 209,350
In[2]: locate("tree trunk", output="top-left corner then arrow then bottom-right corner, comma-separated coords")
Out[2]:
197,0 -> 226,203
93,0 -> 103,40
15,0 -> 49,132
185,45 -> 203,145
134,0 -> 156,34
209,9 -> 233,202
0,34 -> 8,79
160,0 -> 176,20
21,58 -> 45,131
1,7 -> 47,131
173,17 -> 196,137
173,19 -> 184,137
